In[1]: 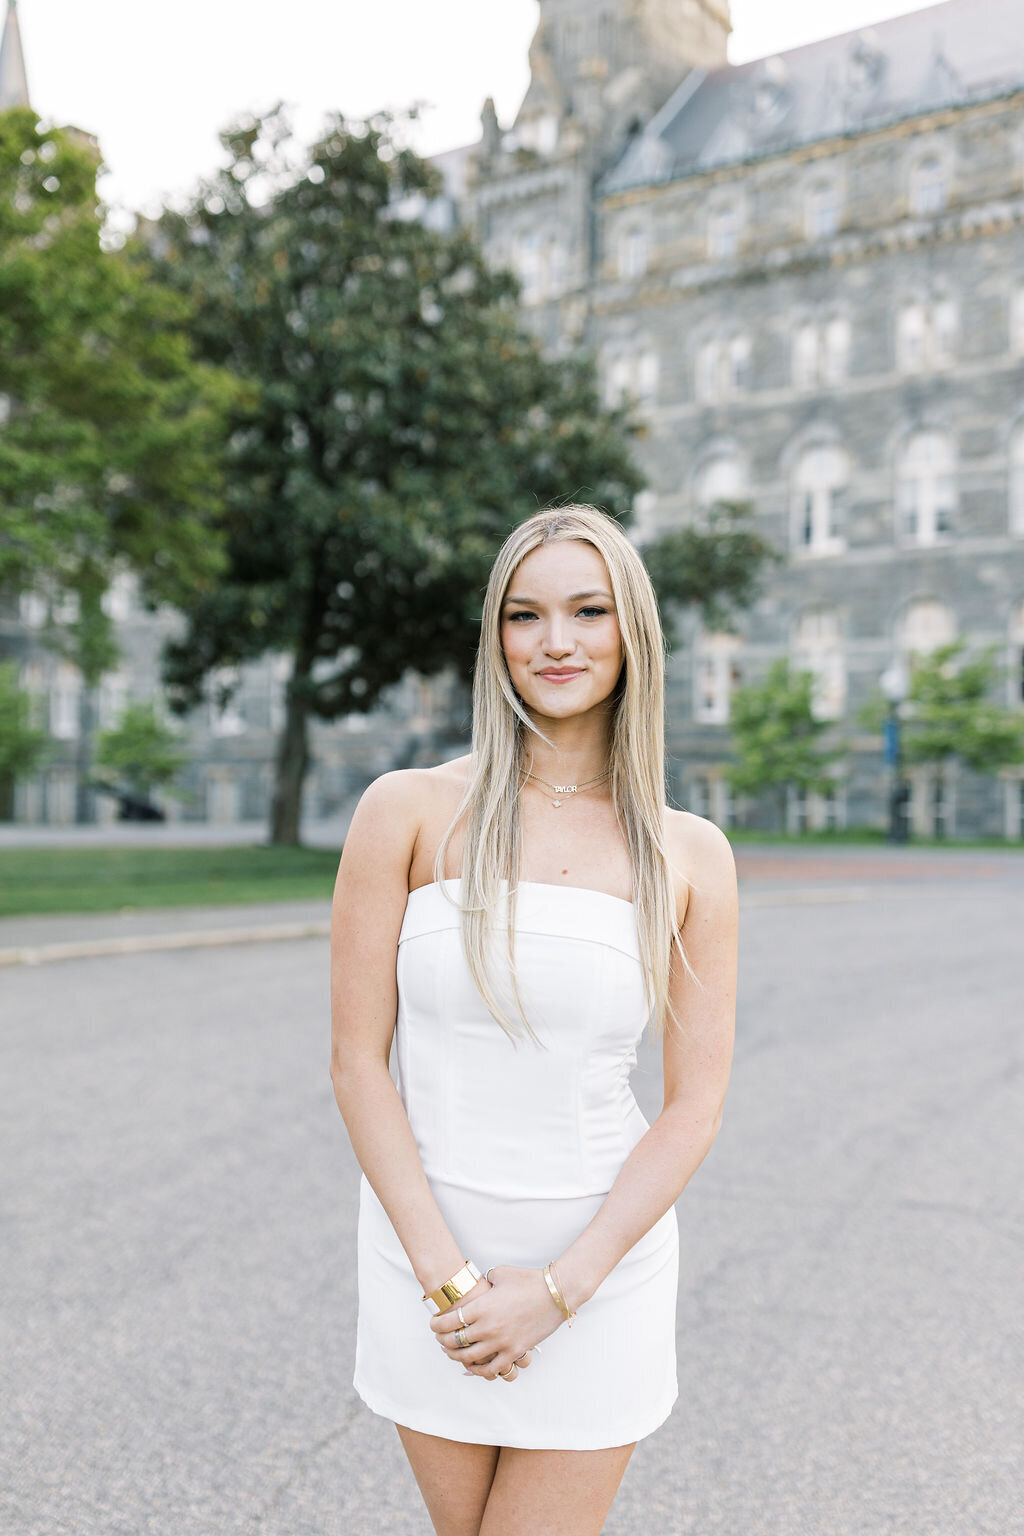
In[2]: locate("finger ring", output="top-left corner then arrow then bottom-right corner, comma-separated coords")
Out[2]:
513,1352 -> 529,1364
497,1363 -> 517,1379
457,1307 -> 467,1326
454,1327 -> 470,1349
485,1268 -> 495,1283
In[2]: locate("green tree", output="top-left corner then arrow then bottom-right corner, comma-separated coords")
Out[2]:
858,640 -> 1024,836
641,499 -> 781,643
0,108 -> 238,815
0,660 -> 49,818
726,658 -> 846,831
148,109 -> 773,845
93,701 -> 188,803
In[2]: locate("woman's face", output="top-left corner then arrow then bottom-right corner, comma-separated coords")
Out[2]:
499,540 -> 624,720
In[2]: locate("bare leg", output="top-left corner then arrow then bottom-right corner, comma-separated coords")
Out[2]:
396,1424 -> 500,1536
479,1443 -> 637,1536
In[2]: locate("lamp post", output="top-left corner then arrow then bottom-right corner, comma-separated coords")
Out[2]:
880,657 -> 910,844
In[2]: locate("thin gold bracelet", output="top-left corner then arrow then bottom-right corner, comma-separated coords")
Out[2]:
543,1262 -> 577,1328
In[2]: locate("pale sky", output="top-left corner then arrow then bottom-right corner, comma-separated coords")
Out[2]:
16,0 -> 946,219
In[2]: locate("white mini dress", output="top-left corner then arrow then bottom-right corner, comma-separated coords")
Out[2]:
353,879 -> 679,1450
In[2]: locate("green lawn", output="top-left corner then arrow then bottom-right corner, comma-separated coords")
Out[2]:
0,845 -> 343,917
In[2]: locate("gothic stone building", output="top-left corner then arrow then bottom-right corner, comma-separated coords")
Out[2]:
441,0 -> 1024,839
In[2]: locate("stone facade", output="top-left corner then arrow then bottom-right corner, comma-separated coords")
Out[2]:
455,0 -> 1024,838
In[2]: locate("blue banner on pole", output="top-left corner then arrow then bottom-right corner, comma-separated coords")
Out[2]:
883,717 -> 900,767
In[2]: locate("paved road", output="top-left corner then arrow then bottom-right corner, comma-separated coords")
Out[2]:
2,858 -> 1022,1535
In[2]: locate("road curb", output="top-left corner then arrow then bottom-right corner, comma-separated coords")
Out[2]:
0,919 -> 332,968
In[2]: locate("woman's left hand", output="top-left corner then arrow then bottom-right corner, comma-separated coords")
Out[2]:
430,1265 -> 565,1381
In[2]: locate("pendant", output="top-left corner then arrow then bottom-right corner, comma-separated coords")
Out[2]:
552,800 -> 561,808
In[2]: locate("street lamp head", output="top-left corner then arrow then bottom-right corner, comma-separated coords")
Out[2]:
880,656 -> 910,704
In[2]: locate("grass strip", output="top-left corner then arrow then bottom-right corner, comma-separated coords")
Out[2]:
0,845 -> 342,916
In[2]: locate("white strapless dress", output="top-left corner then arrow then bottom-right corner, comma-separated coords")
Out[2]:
353,879 -> 679,1450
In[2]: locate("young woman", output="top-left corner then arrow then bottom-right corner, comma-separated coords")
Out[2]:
330,505 -> 738,1536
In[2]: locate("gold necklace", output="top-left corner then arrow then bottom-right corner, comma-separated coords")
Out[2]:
525,768 -> 611,809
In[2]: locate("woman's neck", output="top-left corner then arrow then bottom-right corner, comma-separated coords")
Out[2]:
521,711 -> 613,786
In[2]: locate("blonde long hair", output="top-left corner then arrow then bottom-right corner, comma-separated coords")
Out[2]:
433,505 -> 699,1039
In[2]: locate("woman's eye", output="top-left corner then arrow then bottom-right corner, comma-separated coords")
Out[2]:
506,611 -> 536,622
578,607 -> 607,618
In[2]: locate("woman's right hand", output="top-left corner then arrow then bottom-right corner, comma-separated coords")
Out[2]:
431,1265 -> 564,1381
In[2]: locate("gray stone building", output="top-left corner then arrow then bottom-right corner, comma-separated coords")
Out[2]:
449,0 -> 1024,839
5,0 -> 1024,836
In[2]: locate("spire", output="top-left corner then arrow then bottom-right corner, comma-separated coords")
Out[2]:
0,1 -> 31,111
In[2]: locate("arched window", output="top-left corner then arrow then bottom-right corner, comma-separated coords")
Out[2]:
603,347 -> 659,408
897,599 -> 956,658
707,203 -> 741,261
896,300 -> 956,372
896,304 -> 928,372
728,335 -> 751,392
18,592 -> 46,628
822,318 -> 851,383
538,236 -> 567,299
100,569 -> 137,622
806,179 -> 841,240
792,324 -> 819,389
1011,426 -> 1024,536
618,226 -> 648,279
909,155 -> 948,216
932,300 -> 958,365
97,668 -> 131,731
695,336 -> 751,402
792,445 -> 847,555
515,231 -> 542,303
793,608 -> 846,720
694,632 -> 743,723
896,433 -> 957,545
51,661 -> 82,740
695,455 -> 747,515
19,659 -> 47,732
695,340 -> 720,403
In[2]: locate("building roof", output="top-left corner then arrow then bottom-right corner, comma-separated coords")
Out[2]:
603,0 -> 1024,194
0,0 -> 30,111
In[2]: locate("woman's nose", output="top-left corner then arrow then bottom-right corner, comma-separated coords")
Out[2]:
543,619 -> 573,656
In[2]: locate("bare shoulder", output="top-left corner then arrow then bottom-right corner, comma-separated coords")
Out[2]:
350,754 -> 470,820
663,807 -> 738,928
340,756 -> 472,883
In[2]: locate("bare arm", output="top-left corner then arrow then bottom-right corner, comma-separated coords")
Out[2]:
329,771 -> 468,1296
554,813 -> 738,1309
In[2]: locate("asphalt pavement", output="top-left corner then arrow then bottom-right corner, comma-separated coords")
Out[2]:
2,849 -> 1022,1535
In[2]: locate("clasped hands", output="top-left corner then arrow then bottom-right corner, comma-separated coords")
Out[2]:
430,1265 -> 566,1384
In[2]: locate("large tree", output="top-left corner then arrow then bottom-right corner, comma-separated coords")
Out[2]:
0,108 -> 237,814
149,110 -> 774,843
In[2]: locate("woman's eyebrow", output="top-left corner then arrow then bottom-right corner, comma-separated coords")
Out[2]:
503,589 -> 614,605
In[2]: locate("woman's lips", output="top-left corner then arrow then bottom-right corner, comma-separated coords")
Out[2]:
536,669 -> 584,682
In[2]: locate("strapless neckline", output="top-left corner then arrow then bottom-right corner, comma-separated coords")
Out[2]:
407,878 -> 634,912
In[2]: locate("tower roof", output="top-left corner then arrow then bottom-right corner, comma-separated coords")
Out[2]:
0,0 -> 30,111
